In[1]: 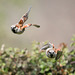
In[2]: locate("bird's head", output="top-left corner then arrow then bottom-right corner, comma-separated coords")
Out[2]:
46,48 -> 57,58
11,25 -> 17,33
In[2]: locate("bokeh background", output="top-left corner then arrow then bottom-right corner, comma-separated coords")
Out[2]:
0,0 -> 75,49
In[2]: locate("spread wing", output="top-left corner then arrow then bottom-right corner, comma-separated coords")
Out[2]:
18,7 -> 32,25
40,42 -> 53,51
55,51 -> 62,60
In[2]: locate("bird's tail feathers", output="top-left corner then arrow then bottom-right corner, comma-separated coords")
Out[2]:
32,24 -> 40,28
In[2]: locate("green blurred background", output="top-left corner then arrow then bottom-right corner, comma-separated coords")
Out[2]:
0,0 -> 75,49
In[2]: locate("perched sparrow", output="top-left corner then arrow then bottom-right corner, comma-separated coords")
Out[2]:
40,42 -> 62,59
11,7 -> 40,34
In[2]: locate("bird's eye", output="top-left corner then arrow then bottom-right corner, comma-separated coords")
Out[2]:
49,52 -> 51,54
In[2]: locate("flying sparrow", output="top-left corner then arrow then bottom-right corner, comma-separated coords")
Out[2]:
11,7 -> 40,34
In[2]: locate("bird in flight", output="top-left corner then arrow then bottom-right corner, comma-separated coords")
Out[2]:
40,42 -> 66,60
11,7 -> 40,34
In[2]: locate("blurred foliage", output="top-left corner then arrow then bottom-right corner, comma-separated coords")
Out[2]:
0,35 -> 75,75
